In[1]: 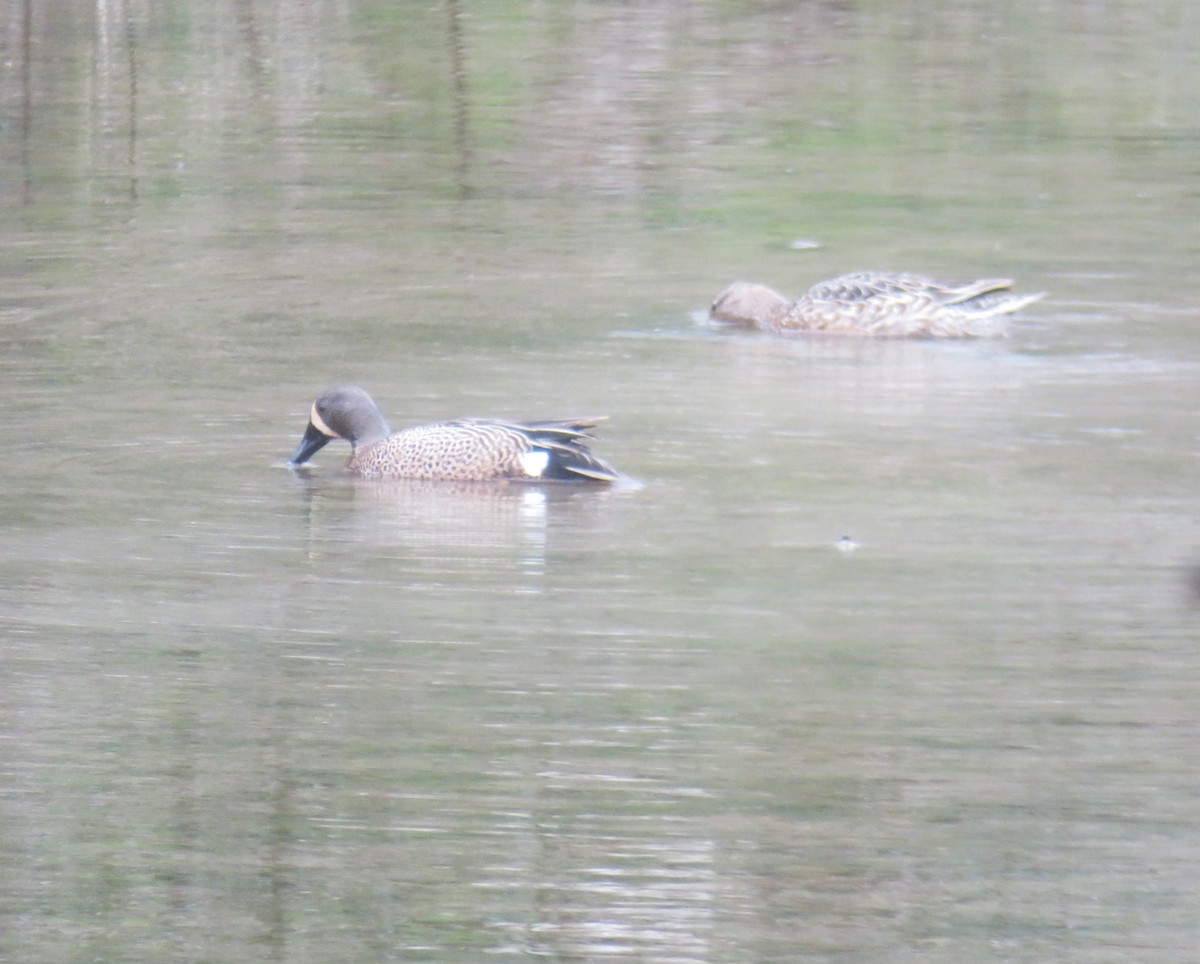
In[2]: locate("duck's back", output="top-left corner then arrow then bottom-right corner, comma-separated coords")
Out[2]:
785,271 -> 1041,337
347,418 -> 618,482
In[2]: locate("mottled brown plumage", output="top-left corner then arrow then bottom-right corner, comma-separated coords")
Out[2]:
710,271 -> 1044,338
288,385 -> 621,483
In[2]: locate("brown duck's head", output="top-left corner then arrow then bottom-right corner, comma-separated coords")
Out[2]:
708,281 -> 792,330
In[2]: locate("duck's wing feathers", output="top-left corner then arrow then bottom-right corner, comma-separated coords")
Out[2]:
517,419 -> 621,482
451,418 -> 621,482
789,272 -> 1042,336
462,416 -> 608,439
803,272 -> 1008,303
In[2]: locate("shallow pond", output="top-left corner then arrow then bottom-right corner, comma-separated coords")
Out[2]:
2,2 -> 1199,960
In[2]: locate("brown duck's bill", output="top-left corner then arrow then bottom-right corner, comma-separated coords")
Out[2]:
289,421 -> 334,465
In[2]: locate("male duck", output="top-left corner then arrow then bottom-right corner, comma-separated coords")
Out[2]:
288,385 -> 621,483
709,271 -> 1044,338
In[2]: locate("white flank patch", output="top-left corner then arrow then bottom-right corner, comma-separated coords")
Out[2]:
519,449 -> 550,478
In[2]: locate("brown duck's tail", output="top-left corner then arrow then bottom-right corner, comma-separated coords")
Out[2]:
961,288 -> 1046,319
943,278 -> 1044,313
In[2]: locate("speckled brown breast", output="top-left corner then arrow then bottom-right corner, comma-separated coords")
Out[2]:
345,421 -> 539,481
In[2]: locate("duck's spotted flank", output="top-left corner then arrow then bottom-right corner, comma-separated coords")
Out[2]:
710,271 -> 1044,338
287,385 -> 621,483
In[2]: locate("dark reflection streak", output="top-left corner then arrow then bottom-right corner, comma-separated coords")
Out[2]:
19,0 -> 32,203
123,0 -> 138,203
165,656 -> 202,961
263,737 -> 292,963
1187,563 -> 1200,608
445,0 -> 472,200
234,0 -> 269,100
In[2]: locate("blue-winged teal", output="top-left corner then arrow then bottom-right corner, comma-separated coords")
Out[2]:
288,385 -> 622,482
710,271 -> 1044,338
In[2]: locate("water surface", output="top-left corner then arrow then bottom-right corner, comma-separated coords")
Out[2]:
2,2 -> 1199,961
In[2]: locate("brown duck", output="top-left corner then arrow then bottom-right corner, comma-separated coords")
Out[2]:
710,271 -> 1044,338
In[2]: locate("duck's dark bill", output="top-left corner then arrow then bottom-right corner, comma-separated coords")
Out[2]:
289,421 -> 334,465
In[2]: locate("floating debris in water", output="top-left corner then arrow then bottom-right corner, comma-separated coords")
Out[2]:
835,535 -> 860,553
789,239 -> 821,250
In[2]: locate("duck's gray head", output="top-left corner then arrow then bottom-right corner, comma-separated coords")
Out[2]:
288,385 -> 391,465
